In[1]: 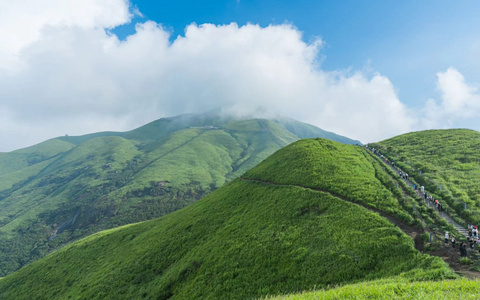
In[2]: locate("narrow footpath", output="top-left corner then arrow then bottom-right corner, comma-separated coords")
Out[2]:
368,149 -> 480,278
239,176 -> 425,251
371,150 -> 469,237
240,167 -> 480,278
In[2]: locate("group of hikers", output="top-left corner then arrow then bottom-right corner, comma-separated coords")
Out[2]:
370,147 -> 447,213
367,145 -> 479,259
416,188 -> 445,211
445,226 -> 480,257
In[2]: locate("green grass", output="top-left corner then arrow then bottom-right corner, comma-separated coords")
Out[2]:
0,139 -> 453,299
0,113 -> 359,276
372,129 -> 480,225
244,139 -> 413,222
0,139 -> 74,176
271,279 -> 480,299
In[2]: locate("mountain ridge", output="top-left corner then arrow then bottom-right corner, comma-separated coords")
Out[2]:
0,113 -> 359,276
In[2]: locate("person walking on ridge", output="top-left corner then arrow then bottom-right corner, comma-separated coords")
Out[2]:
460,242 -> 467,257
445,232 -> 449,244
452,236 -> 456,248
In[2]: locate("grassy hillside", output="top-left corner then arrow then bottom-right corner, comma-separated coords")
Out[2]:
372,129 -> 480,225
0,113 -> 359,276
0,139 -> 453,299
0,139 -> 74,173
272,278 -> 480,299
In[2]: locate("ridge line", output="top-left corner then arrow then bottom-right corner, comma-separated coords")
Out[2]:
238,176 -> 421,238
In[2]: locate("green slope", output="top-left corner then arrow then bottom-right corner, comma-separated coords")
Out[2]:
371,129 -> 480,225
0,113 -> 359,276
273,278 -> 480,299
0,139 -> 74,177
0,139 -> 453,299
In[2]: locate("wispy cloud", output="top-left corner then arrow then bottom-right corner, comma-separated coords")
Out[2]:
422,68 -> 480,128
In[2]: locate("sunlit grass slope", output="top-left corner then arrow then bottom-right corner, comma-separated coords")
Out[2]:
0,139 -> 452,300
272,279 -> 480,300
244,139 -> 414,223
373,129 -> 480,225
0,113 -> 360,276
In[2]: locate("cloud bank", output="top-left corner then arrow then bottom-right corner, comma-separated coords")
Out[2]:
423,68 -> 480,128
0,1 -> 477,151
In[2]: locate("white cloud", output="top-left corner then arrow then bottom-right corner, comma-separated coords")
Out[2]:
423,68 -> 480,128
0,0 -> 131,70
0,1 -> 417,151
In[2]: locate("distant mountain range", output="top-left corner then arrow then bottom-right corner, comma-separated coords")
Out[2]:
0,112 -> 360,276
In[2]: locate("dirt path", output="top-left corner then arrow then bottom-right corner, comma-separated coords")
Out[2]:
368,150 -> 480,278
239,177 -> 424,250
373,151 -> 469,237
239,176 -> 480,278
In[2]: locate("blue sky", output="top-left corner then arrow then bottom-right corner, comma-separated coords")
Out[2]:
1,0 -> 480,151
116,0 -> 480,109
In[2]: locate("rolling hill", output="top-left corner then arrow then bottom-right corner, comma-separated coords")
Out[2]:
0,112 -> 360,276
0,138 -> 453,299
371,129 -> 480,226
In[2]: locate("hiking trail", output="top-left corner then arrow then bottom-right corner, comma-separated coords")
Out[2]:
240,164 -> 480,279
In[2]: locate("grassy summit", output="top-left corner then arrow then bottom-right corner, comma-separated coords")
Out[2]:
0,113 -> 360,276
0,139 -> 452,299
372,129 -> 480,225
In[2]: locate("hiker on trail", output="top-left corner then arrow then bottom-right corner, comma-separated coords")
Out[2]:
399,171 -> 403,178
460,243 -> 467,257
405,173 -> 409,180
438,202 -> 443,211
413,184 -> 417,190
469,238 -> 475,251
424,193 -> 428,200
469,229 -> 473,237
421,186 -> 425,192
452,236 -> 456,248
445,232 -> 449,244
